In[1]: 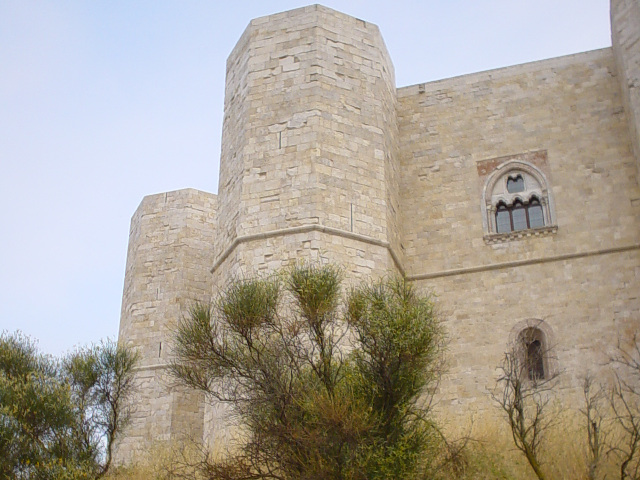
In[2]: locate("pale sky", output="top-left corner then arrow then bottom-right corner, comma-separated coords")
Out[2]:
0,0 -> 611,356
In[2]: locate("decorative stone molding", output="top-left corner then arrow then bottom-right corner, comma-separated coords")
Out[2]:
483,225 -> 558,244
407,244 -> 640,281
210,223 -> 406,277
479,152 -> 557,239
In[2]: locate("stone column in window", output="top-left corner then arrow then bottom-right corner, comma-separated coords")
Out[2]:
487,203 -> 497,233
540,197 -> 550,226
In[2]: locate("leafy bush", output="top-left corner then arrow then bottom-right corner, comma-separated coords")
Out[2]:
0,332 -> 138,479
171,264 -> 446,480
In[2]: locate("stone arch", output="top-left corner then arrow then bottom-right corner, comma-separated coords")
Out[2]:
508,318 -> 558,380
481,160 -> 556,235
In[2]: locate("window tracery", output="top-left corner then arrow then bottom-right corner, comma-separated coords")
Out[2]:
506,174 -> 524,193
481,159 -> 556,242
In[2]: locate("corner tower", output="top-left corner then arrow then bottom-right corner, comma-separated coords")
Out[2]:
612,0 -> 640,178
117,4 -> 406,454
204,3 -> 403,443
213,5 -> 402,285
115,189 -> 217,462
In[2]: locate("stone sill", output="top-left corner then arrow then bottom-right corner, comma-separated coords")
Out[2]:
483,225 -> 558,244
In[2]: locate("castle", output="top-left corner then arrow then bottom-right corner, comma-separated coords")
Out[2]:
115,1 -> 640,461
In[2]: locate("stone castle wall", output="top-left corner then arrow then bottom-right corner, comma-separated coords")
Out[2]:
422,250 -> 640,411
116,2 -> 640,460
116,189 -> 217,461
396,43 -> 640,412
398,48 -> 638,275
612,0 -> 640,180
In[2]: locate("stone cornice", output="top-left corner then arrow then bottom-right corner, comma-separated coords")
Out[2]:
407,243 -> 640,281
483,225 -> 558,244
211,226 -> 639,285
211,224 -> 405,276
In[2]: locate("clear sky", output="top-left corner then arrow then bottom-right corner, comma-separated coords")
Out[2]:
0,0 -> 611,356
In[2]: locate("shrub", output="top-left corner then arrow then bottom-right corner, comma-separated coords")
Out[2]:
171,264 -> 446,480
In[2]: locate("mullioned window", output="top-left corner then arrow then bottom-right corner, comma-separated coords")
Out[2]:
481,158 -> 557,243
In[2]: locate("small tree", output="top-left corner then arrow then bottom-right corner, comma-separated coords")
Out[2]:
608,334 -> 640,480
171,264 -> 445,480
492,331 -> 558,480
0,332 -> 138,479
64,340 -> 139,477
581,374 -> 608,480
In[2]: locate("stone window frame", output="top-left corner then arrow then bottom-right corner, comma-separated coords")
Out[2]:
482,159 -> 557,243
519,327 -> 547,381
509,318 -> 557,382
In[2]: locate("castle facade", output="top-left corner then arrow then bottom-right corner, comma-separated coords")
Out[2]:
116,1 -> 640,460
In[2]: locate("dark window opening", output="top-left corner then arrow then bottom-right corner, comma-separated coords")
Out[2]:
496,204 -> 511,233
507,175 -> 525,193
512,200 -> 528,231
520,327 -> 547,381
526,339 -> 545,380
495,197 -> 544,233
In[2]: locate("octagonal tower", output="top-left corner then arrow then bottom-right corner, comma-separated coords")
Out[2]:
213,5 -> 402,285
206,3 -> 402,442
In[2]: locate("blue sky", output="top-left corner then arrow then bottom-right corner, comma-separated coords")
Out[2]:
0,1 -> 611,356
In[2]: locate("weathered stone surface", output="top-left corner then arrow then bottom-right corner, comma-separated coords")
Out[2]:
612,0 -> 640,180
115,189 -> 216,462
115,2 -> 640,462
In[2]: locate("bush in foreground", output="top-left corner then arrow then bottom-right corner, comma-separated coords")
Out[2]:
171,264 -> 447,480
0,332 -> 138,479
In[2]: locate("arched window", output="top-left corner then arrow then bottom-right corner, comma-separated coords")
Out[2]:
482,159 -> 556,241
495,196 -> 545,233
509,318 -> 556,383
528,198 -> 544,228
519,327 -> 547,381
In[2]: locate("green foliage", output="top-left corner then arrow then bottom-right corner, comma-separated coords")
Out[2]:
346,278 -> 442,429
171,264 -> 445,480
0,332 -> 138,479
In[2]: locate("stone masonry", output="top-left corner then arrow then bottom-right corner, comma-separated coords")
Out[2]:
115,2 -> 640,462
